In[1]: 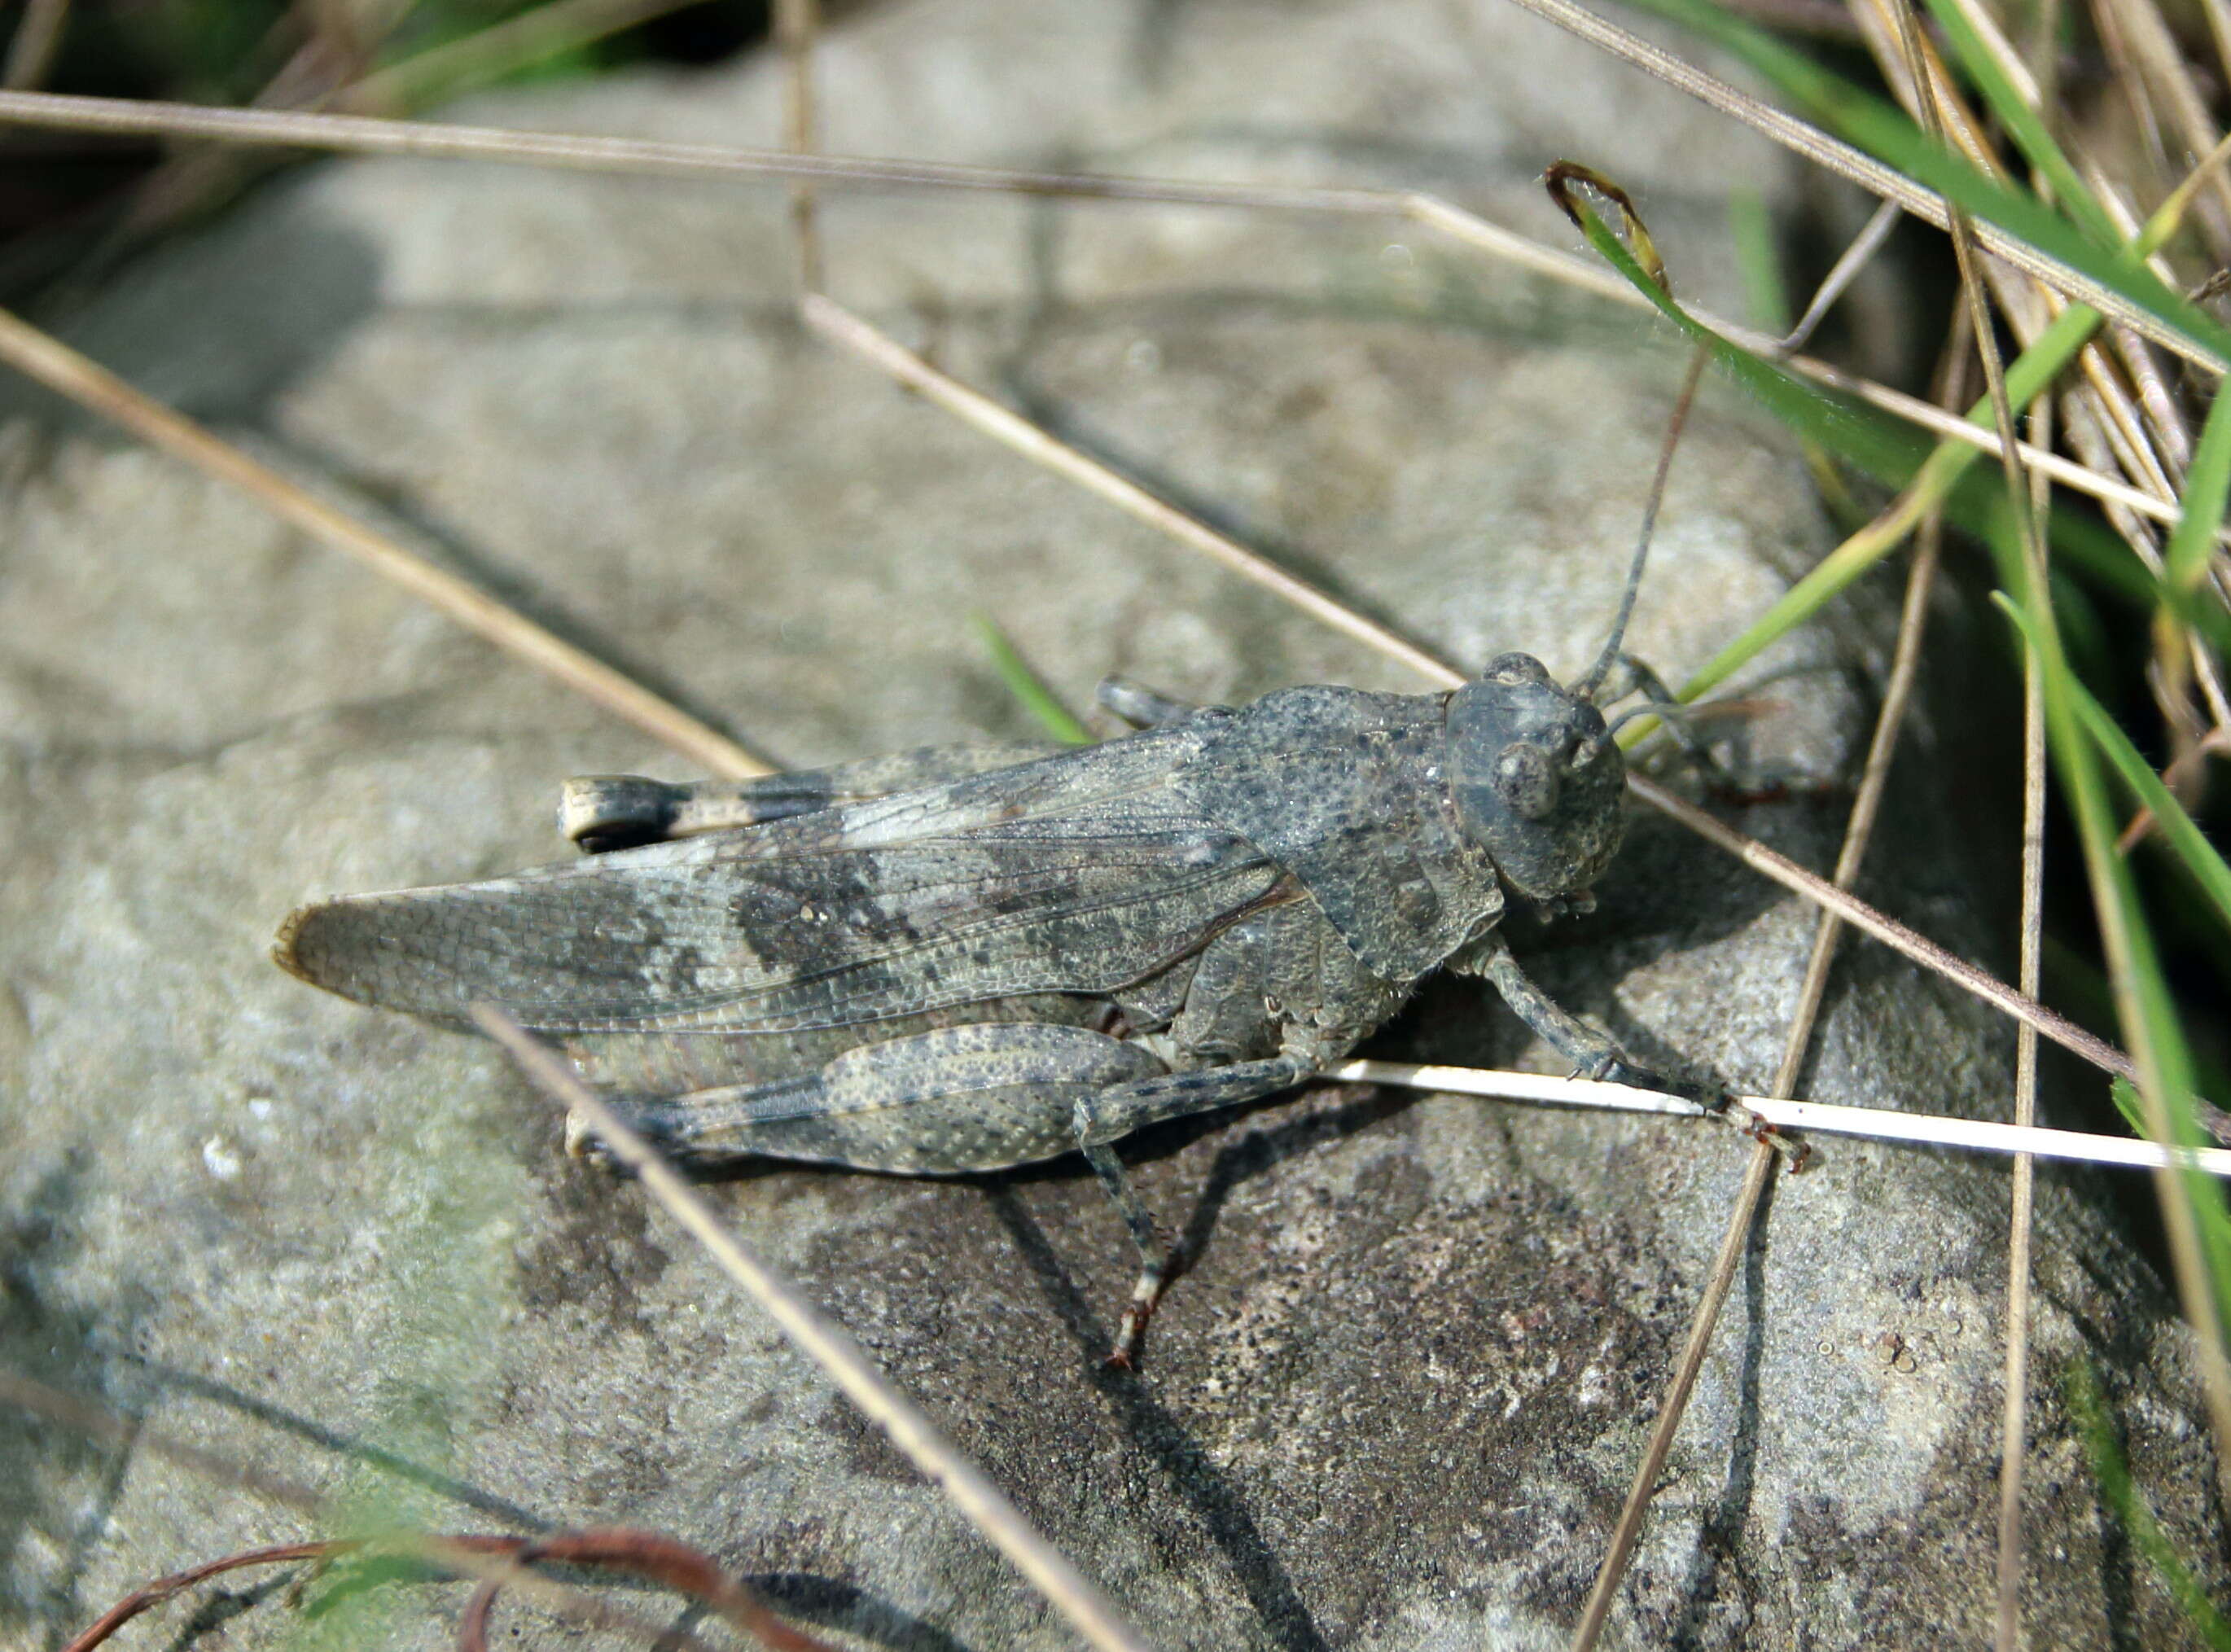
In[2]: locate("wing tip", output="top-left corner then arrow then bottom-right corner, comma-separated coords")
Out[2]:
272,897 -> 364,1001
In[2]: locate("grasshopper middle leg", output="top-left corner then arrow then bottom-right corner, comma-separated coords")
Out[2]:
1457,930 -> 1723,1107
1095,677 -> 1200,730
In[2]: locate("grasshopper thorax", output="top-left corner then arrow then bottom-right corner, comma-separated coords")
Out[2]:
1446,652 -> 1625,905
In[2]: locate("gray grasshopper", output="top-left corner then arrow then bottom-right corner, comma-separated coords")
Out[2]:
276,583 -> 1714,1362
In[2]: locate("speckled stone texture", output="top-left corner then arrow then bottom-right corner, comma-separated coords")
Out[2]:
2,0 -> 2224,1647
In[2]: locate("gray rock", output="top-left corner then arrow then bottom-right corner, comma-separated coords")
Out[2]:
1,0 -> 2221,1648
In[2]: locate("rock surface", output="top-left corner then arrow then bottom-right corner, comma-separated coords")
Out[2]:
2,0 -> 2224,1648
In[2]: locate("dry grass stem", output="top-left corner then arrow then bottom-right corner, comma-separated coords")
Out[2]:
64,1540 -> 354,1652
1332,1062 -> 2231,1172
1624,775 -> 2134,1080
1997,412 -> 2052,1652
1776,516 -> 1948,1095
471,1006 -> 1163,1652
1799,352 -> 2227,540
1567,1143 -> 1779,1651
61,1530 -> 826,1652
1,0 -> 68,90
0,88 -> 1403,210
447,1528 -> 839,1652
800,292 -> 1462,685
2117,727 -> 2231,849
774,0 -> 822,293
1568,308 -> 1957,1642
2093,0 -> 2231,250
0,304 -> 770,780
0,90 -> 2214,541
1777,197 -> 1900,352
1854,0 -> 2187,566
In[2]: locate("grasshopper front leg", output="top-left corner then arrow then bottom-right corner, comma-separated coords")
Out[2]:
1456,930 -> 1723,1108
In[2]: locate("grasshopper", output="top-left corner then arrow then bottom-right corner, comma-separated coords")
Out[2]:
275,548 -> 1716,1363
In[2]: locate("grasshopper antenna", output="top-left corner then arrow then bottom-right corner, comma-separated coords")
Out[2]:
1574,343 -> 1708,704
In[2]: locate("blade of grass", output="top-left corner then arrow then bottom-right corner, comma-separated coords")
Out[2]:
2001,599 -> 2231,934
2113,1078 -> 2231,1322
1,0 -> 67,89
1918,0 -> 2115,242
2065,1359 -> 2231,1650
2167,378 -> 2231,598
774,0 -> 823,295
975,613 -> 1092,745
1550,199 -> 2224,704
1501,0 -> 2229,370
348,0 -> 704,113
1604,0 -> 2231,368
1561,162 -> 2231,699
1726,187 -> 1790,334
1992,553 -> 2231,1501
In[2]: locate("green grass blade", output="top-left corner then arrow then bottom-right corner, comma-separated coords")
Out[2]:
1563,196 -> 1932,480
2167,382 -> 2231,598
974,612 -> 1092,744
1915,0 -> 2118,247
1623,0 -> 2231,366
1725,188 -> 1791,334
1988,507 -> 2231,1451
2010,602 -> 2231,931
1558,201 -> 2219,701
2065,1356 -> 2231,1650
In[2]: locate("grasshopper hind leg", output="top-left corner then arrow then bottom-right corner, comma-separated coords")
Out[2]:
1079,1137 -> 1171,1369
609,1021 -> 1167,1172
592,1018 -> 1317,1366
1071,1053 -> 1319,1365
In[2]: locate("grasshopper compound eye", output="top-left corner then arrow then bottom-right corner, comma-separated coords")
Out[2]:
1492,741 -> 1560,821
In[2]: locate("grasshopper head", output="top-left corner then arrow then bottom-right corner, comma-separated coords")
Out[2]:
1447,653 -> 1625,905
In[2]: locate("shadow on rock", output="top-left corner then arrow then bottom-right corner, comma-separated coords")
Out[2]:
754,1571 -> 981,1652
988,1187 -> 1332,1652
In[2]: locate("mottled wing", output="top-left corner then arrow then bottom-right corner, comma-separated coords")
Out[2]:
278,793 -> 1283,1037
